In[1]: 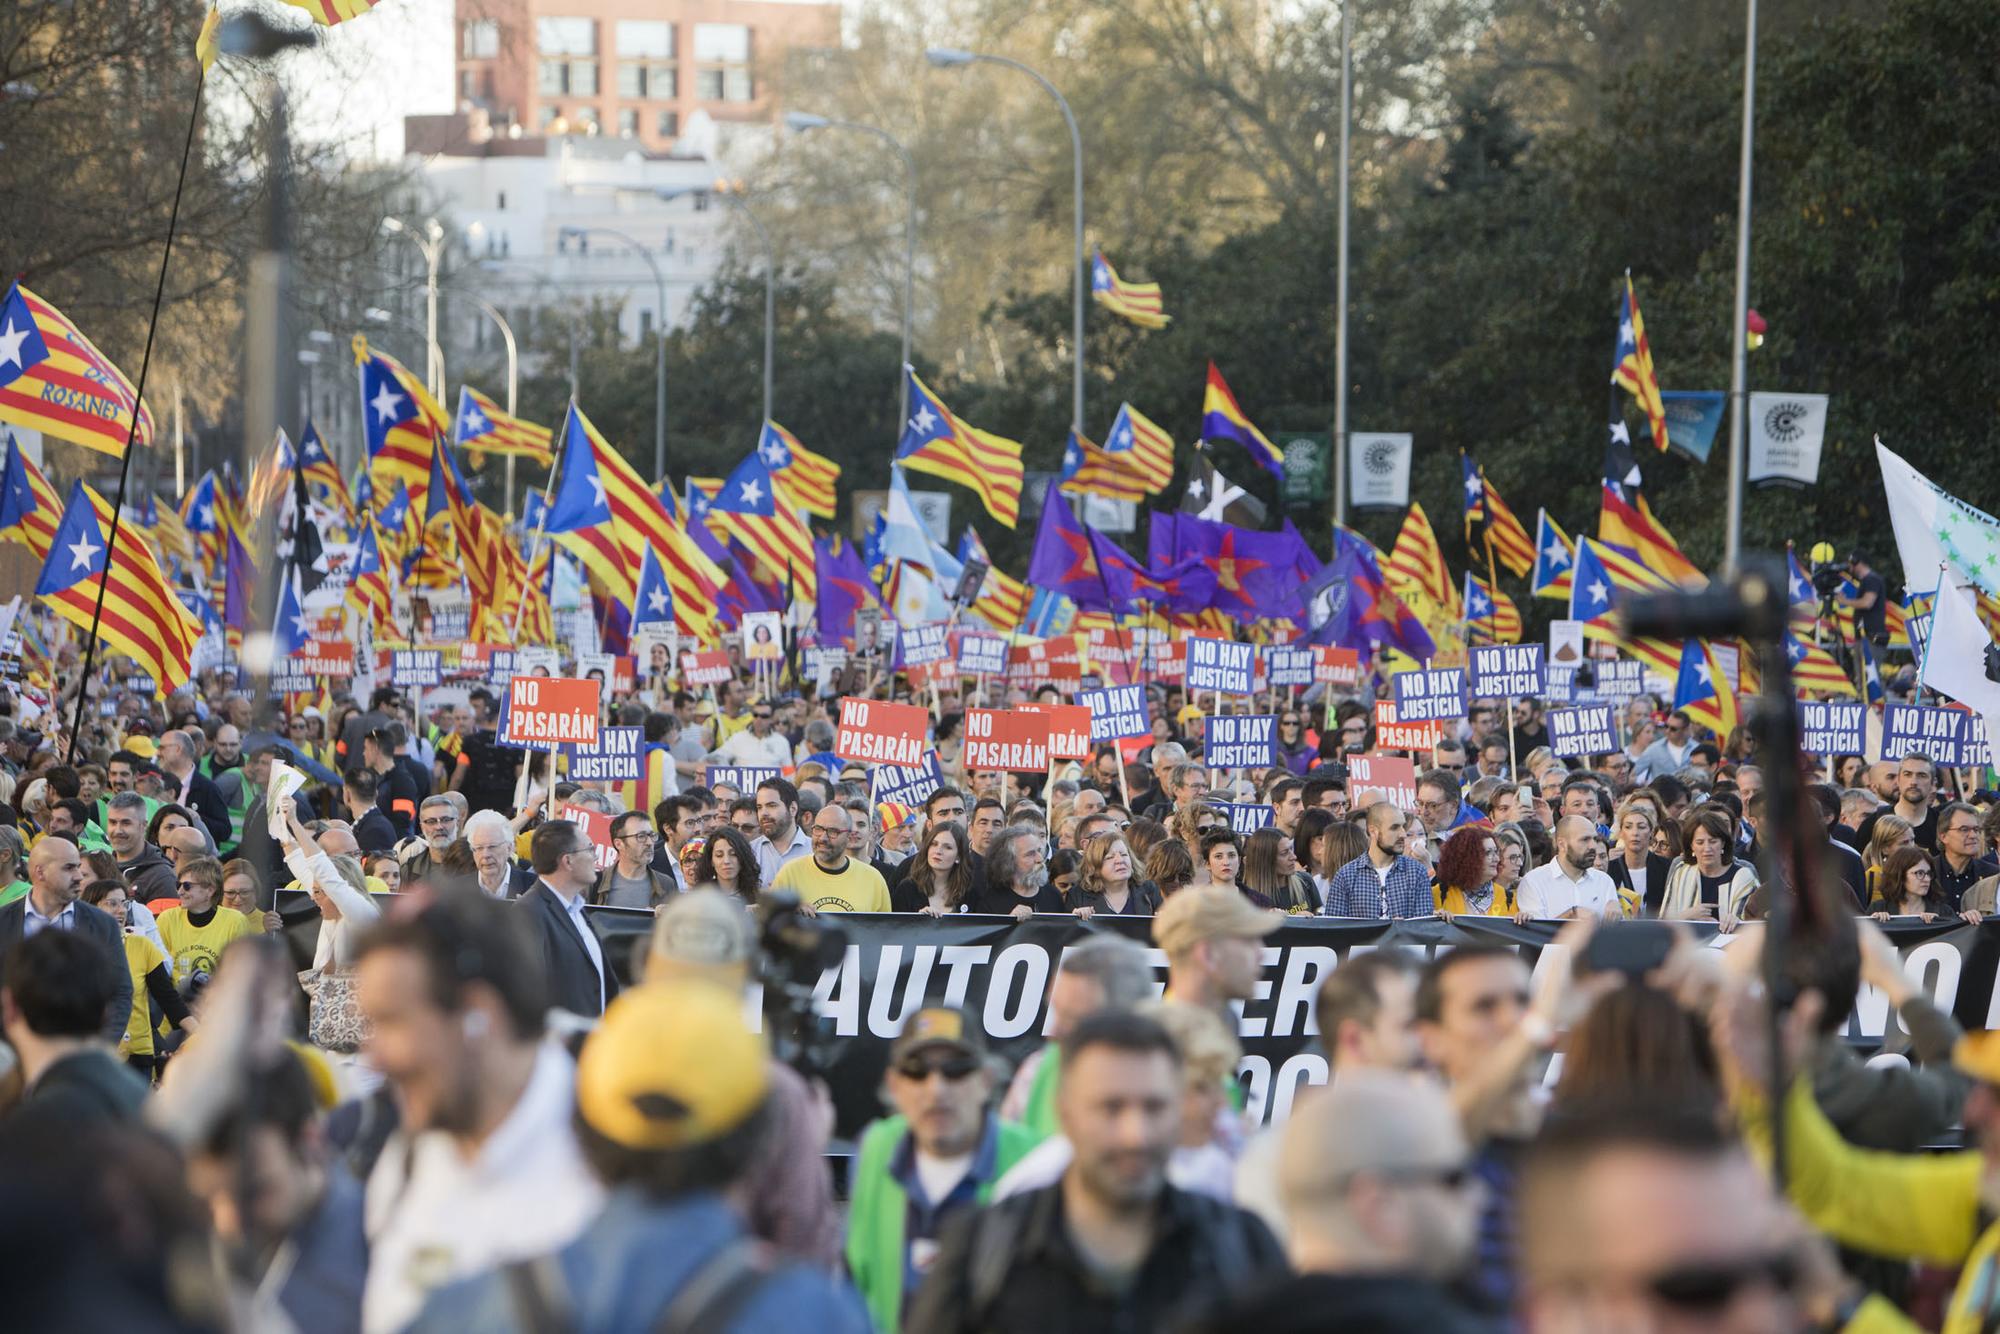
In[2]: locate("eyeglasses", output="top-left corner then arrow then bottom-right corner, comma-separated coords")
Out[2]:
894,1053 -> 981,1082
175,879 -> 208,892
1279,719 -> 1300,729
751,712 -> 773,721
420,817 -> 456,829
1642,1253 -> 1800,1311
617,831 -> 659,843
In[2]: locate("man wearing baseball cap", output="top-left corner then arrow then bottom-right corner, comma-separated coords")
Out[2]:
848,1007 -> 1038,1332
1155,884 -> 1281,1025
409,978 -> 870,1333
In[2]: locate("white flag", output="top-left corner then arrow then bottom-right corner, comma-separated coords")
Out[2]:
1919,581 -> 2000,762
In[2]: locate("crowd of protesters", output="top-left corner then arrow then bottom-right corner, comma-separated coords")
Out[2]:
0,657 -> 1995,1332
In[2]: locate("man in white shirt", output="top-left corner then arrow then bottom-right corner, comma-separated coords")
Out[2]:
750,776 -> 812,885
354,894 -> 604,1333
1632,710 -> 1696,782
711,699 -> 793,769
1517,816 -> 1623,920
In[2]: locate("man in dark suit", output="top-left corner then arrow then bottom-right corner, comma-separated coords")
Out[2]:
340,769 -> 399,856
0,837 -> 132,1045
157,728 -> 231,848
515,820 -> 619,1018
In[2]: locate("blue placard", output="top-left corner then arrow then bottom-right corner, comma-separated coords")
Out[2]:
390,649 -> 443,687
566,725 -> 642,781
870,754 -> 944,807
1660,390 -> 1727,463
1796,700 -> 1865,757
1209,800 -> 1274,835
1548,704 -> 1618,757
1572,659 -> 1647,705
1965,720 -> 1993,769
1077,684 -> 1149,741
706,765 -> 782,795
1187,636 -> 1255,695
1263,645 -> 1314,689
1882,704 -> 1962,766
1203,714 -> 1277,768
1391,667 -> 1468,723
1468,644 -> 1546,699
485,650 -> 517,688
958,634 -> 1008,676
901,621 -> 950,668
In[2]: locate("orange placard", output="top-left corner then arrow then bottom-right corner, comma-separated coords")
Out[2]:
501,676 -> 602,748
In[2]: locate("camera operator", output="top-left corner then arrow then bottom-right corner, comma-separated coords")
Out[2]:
1834,550 -> 1888,645
642,889 -> 841,1266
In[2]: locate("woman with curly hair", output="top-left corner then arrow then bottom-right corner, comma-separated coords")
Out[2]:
893,820 -> 974,915
693,825 -> 762,906
1433,826 -> 1517,918
1067,831 -> 1163,917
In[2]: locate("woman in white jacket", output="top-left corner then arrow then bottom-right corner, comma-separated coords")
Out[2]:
1657,805 -> 1758,932
276,796 -> 381,967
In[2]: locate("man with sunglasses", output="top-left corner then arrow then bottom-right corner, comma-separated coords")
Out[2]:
1634,709 -> 1697,783
849,1008 -> 1038,1332
713,697 -> 793,769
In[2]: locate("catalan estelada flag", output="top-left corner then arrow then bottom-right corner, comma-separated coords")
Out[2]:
1612,272 -> 1669,453
710,448 -> 817,600
281,0 -> 386,24
1091,249 -> 1170,330
1782,631 -> 1858,697
1478,471 -> 1535,578
354,334 -> 443,504
1199,362 -> 1282,478
895,367 -> 1024,528
34,480 -> 200,695
1062,402 -> 1175,502
0,431 -> 66,560
454,385 -> 552,463
1599,481 -> 1704,586
346,517 -> 393,633
1464,570 -> 1523,644
0,283 -> 155,457
1531,509 -> 1575,603
759,421 -> 840,520
297,422 -> 352,521
1672,637 -> 1740,736
1385,501 -> 1458,618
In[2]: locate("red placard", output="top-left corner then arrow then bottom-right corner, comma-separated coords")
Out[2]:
1044,704 -> 1093,760
1154,638 -> 1187,683
560,803 -> 616,871
834,696 -> 929,767
1347,753 -> 1418,810
962,708 -> 1050,771
1373,698 -> 1443,754
501,676 -> 602,747
290,639 -> 354,677
681,650 -> 732,686
1313,646 -> 1361,686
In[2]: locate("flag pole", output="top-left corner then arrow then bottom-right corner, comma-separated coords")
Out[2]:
508,401 -> 569,641
65,52 -> 210,764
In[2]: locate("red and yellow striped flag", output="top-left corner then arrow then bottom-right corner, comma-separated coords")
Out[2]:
34,480 -> 200,695
453,385 -> 552,463
761,421 -> 840,520
0,283 -> 155,457
281,0 -> 386,24
1480,472 -> 1535,577
1385,502 -> 1459,619
0,431 -> 69,560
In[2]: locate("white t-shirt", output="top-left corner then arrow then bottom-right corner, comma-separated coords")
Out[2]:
1517,860 -> 1621,918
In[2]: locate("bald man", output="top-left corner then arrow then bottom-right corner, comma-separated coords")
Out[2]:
1516,816 -> 1621,920
0,837 -> 133,1044
1189,1072 -> 1490,1331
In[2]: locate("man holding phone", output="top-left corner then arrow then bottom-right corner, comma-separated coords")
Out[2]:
1516,817 -> 1623,920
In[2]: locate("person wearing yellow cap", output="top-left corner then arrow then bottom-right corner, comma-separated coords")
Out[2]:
407,976 -> 872,1333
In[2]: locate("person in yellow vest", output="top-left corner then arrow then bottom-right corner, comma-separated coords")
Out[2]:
80,877 -> 196,1079
155,855 -> 256,997
847,1007 -> 1037,1331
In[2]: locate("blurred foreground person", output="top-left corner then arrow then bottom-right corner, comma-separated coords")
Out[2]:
409,979 -> 871,1332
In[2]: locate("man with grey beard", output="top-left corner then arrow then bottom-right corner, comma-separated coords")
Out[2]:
968,825 -> 1064,917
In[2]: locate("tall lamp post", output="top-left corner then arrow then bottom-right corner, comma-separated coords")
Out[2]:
1332,4 -> 1353,531
784,111 -> 917,424
926,47 -> 1085,435
661,186 -> 776,427
380,215 -> 446,401
474,299 -> 520,515
558,224 -> 667,482
1722,0 -> 1759,576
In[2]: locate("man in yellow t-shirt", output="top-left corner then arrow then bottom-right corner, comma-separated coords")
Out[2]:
154,855 -> 255,994
773,804 -> 889,913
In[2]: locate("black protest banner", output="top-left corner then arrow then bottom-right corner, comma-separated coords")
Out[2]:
271,895 -> 2000,1137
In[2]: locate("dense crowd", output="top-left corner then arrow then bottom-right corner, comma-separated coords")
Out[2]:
0,659 -> 1993,1333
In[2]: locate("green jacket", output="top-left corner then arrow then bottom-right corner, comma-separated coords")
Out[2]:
846,1112 -> 1038,1333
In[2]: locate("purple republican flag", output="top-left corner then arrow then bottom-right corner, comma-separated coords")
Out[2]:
815,534 -> 874,647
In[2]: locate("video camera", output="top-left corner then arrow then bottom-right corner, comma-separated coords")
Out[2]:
753,891 -> 847,1080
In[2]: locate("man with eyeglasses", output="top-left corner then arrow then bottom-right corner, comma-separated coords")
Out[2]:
397,795 -> 461,885
713,697 -> 792,769
517,820 -> 620,1018
1194,1071 -> 1487,1332
1415,768 -> 1485,835
1634,709 -> 1697,783
463,809 -> 531,899
1932,801 -> 1995,912
594,811 -> 679,909
773,804 -> 889,913
848,1007 -> 1037,1332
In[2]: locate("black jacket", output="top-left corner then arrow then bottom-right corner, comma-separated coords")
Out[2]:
1605,852 -> 1672,915
15,1048 -> 150,1127
176,769 -> 232,847
350,808 -> 398,856
516,881 -> 622,1018
907,1180 -> 1286,1334
1180,1271 -> 1501,1334
0,898 -> 134,1045
117,845 -> 177,904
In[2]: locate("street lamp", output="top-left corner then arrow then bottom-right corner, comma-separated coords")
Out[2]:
785,110 -> 917,424
558,224 -> 667,483
380,215 -> 446,402
926,47 -> 1084,435
660,185 -> 776,429
474,299 -> 521,515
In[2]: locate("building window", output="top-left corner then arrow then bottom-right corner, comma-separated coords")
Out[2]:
537,17 -> 595,55
616,20 -> 673,58
570,60 -> 597,96
692,23 -> 750,62
696,67 -> 752,102
656,109 -> 679,138
496,190 -> 507,210
461,19 -> 499,59
639,309 -> 654,339
618,64 -> 676,99
540,57 -> 596,96
617,108 -> 639,137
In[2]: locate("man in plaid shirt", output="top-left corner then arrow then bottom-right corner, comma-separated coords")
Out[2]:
1322,803 -> 1435,918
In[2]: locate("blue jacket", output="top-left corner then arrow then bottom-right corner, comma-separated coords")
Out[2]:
409,1188 -> 872,1334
